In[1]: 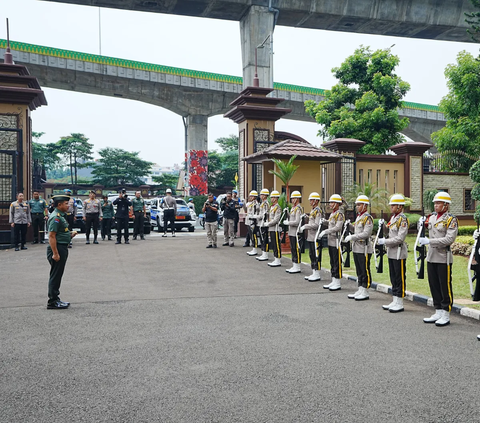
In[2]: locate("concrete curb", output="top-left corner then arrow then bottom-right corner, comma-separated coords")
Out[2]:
345,274 -> 480,321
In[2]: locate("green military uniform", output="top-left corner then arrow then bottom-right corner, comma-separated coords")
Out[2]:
29,197 -> 48,243
101,199 -> 114,240
132,196 -> 146,240
47,207 -> 71,307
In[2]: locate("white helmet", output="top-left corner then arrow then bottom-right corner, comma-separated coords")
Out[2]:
290,190 -> 301,199
355,195 -> 370,205
433,191 -> 451,204
270,190 -> 280,198
166,189 -> 172,193
309,192 -> 321,201
329,194 -> 343,203
260,189 -> 270,196
249,190 -> 258,197
389,193 -> 405,206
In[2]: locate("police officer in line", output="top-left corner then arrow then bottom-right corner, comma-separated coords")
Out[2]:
244,190 -> 259,252
344,195 -> 374,301
63,189 -> 77,248
299,192 -> 322,281
255,189 -> 271,262
113,189 -> 132,244
9,193 -> 31,251
161,188 -> 177,237
284,191 -> 303,274
28,190 -> 48,244
101,195 -> 114,241
319,194 -> 345,291
46,194 -> 78,309
83,190 -> 103,244
419,192 -> 458,327
265,190 -> 282,267
377,194 -> 409,313
203,193 -> 219,248
221,191 -> 236,247
131,191 -> 147,241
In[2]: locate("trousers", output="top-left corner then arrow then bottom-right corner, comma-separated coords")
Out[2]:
289,236 -> 301,264
353,252 -> 372,288
116,216 -> 129,241
270,231 -> 281,258
13,224 -> 27,247
133,211 -> 145,237
101,218 -> 112,239
224,218 -> 235,244
427,262 -> 453,312
329,245 -> 342,279
32,214 -> 45,241
308,240 -> 320,270
163,209 -> 176,234
205,221 -> 218,245
85,213 -> 100,240
388,258 -> 406,298
47,244 -> 69,303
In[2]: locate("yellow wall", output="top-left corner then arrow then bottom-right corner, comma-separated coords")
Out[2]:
356,161 -> 404,197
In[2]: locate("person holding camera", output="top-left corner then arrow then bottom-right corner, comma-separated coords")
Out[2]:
221,191 -> 236,247
113,189 -> 132,244
203,193 -> 219,248
161,188 -> 177,237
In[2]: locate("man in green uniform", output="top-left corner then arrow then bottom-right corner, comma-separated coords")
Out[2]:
47,195 -> 78,309
131,191 -> 146,240
101,195 -> 114,241
28,190 -> 48,244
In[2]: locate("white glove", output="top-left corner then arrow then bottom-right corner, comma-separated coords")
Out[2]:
474,229 -> 480,240
377,238 -> 386,245
262,222 -> 268,228
344,235 -> 352,243
283,220 -> 289,226
299,225 -> 305,234
345,219 -> 350,225
378,219 -> 385,226
318,231 -> 326,238
419,237 -> 430,246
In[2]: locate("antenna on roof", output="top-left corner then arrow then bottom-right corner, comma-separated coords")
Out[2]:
4,18 -> 13,64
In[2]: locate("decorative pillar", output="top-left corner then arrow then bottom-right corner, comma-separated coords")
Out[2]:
240,5 -> 274,89
185,115 -> 208,196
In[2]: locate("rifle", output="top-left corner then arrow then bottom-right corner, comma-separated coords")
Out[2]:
373,211 -> 385,273
315,214 -> 327,269
296,212 -> 307,254
468,222 -> 480,301
279,207 -> 289,244
414,211 -> 427,279
340,218 -> 351,268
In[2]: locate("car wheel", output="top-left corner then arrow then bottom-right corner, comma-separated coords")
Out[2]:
157,218 -> 163,233
188,226 -> 195,232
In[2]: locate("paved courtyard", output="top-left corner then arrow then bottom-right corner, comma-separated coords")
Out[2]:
1,231 -> 480,422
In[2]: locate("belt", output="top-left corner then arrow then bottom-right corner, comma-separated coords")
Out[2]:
32,213 -> 44,215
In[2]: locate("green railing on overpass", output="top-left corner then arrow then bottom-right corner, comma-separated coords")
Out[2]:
0,39 -> 441,113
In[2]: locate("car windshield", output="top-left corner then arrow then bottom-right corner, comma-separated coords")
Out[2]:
176,199 -> 187,206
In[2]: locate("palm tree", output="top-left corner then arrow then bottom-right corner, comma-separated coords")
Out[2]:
268,155 -> 300,199
345,182 -> 390,215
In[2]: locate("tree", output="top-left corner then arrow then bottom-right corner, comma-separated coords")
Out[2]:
92,147 -> 153,186
268,155 -> 299,199
56,133 -> 94,185
345,182 -> 389,215
32,132 -> 61,174
207,135 -> 239,190
152,173 -> 180,194
214,134 -> 239,152
431,51 -> 480,171
305,46 -> 410,154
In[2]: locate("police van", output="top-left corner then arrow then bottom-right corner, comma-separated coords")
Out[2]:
150,197 -> 196,232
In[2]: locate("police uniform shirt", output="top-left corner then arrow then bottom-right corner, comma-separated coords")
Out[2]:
132,197 -> 145,212
349,212 -> 374,254
323,210 -> 345,248
67,198 -> 77,215
245,200 -> 258,225
267,203 -> 281,232
29,198 -> 47,214
288,204 -> 302,237
426,212 -> 458,264
385,213 -> 409,260
303,206 -> 322,242
162,196 -> 177,213
84,199 -> 102,216
48,210 -> 71,244
257,200 -> 270,226
9,201 -> 32,224
101,200 -> 114,219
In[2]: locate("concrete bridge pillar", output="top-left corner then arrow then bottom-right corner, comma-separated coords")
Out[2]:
185,115 -> 209,196
240,5 -> 275,89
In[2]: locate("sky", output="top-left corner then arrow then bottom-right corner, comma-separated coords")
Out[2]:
2,0 -> 480,167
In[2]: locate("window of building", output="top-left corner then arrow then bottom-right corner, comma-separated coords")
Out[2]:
385,170 -> 389,192
393,170 -> 398,193
376,170 -> 381,189
465,189 -> 475,212
359,169 -> 364,187
367,169 -> 372,184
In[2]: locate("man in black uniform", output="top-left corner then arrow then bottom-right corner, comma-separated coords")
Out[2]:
113,189 -> 132,244
47,194 -> 78,309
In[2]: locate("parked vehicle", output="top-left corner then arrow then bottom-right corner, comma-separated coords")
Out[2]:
150,197 -> 196,232
73,198 -> 86,233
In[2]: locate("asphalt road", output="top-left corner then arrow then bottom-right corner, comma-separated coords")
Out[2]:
1,231 -> 480,422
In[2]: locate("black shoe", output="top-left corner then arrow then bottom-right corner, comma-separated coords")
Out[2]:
162,234 -> 167,237
243,243 -> 250,247
32,240 -> 38,244
133,236 -> 137,240
140,236 -> 145,240
230,243 -> 234,247
115,241 -> 121,244
222,242 -> 229,246
21,246 -> 27,250
172,233 -> 176,237
206,245 -> 213,248
15,247 -> 19,251
101,236 -> 105,241
93,240 -> 99,244
213,244 -> 217,248
40,240 -> 45,244
86,240 -> 90,245
47,300 -> 69,309
125,240 -> 130,244
108,237 -> 112,241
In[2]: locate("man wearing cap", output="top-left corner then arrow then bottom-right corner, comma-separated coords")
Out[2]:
420,192 -> 458,327
101,195 -> 114,241
46,194 -> 78,309
83,190 -> 103,244
266,191 -> 282,267
113,190 -> 132,244
377,194 -> 409,313
284,191 -> 303,274
245,190 -> 259,254
203,193 -> 219,248
161,189 -> 177,237
320,194 -> 345,291
221,191 -> 236,247
255,189 -> 271,261
344,195 -> 374,301
64,189 -> 77,248
187,198 -> 195,211
28,190 -> 48,244
131,191 -> 147,240
300,192 -> 323,281
9,193 -> 31,251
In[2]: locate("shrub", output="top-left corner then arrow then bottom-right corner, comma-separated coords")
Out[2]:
451,242 -> 473,256
405,213 -> 422,230
457,226 -> 477,236
455,235 -> 475,245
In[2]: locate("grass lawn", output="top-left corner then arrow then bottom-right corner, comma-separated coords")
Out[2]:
284,234 -> 480,310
